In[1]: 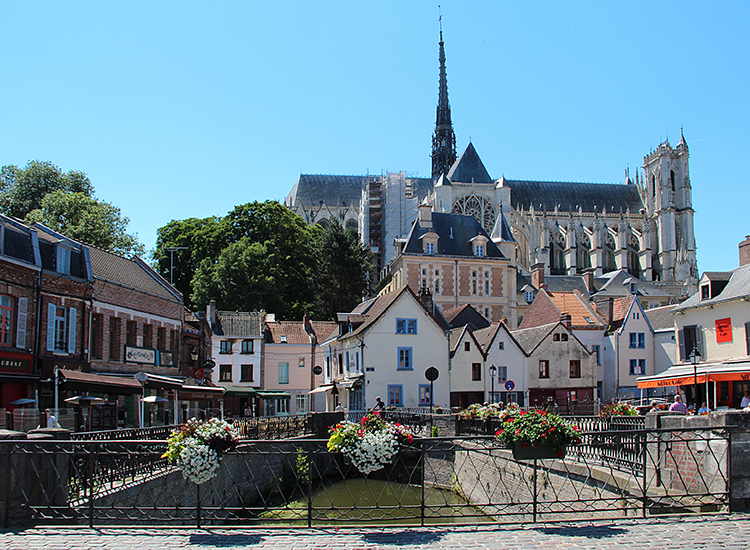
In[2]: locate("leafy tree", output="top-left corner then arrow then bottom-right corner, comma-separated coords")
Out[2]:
310,219 -> 372,320
0,160 -> 93,219
25,191 -> 144,256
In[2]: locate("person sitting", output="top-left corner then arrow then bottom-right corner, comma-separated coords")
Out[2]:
698,402 -> 710,415
741,390 -> 750,409
669,395 -> 688,413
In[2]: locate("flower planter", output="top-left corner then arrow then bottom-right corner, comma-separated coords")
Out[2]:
512,442 -> 566,461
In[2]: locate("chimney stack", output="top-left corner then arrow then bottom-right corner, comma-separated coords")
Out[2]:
207,299 -> 217,328
740,236 -> 750,267
583,268 -> 595,294
531,262 -> 545,290
418,283 -> 434,313
560,313 -> 572,331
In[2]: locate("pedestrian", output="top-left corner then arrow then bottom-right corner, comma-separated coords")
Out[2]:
335,402 -> 344,412
741,390 -> 750,409
669,394 -> 688,413
371,396 -> 385,412
45,408 -> 57,428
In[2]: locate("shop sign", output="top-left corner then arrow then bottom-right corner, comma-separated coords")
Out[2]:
0,354 -> 32,374
125,346 -> 156,365
715,318 -> 732,343
159,351 -> 174,367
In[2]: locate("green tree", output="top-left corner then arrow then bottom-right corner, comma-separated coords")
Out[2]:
25,191 -> 144,256
310,219 -> 372,320
0,160 -> 93,218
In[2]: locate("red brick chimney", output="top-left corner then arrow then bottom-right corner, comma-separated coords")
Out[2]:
531,262 -> 545,290
740,236 -> 750,267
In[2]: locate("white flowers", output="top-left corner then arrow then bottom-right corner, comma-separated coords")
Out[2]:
343,428 -> 399,474
163,417 -> 239,485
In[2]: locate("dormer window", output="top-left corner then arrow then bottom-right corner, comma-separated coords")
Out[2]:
425,242 -> 435,254
476,244 -> 485,257
57,245 -> 72,275
701,285 -> 710,300
470,235 -> 489,257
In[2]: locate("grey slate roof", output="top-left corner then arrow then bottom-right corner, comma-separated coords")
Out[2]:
593,269 -> 674,299
213,311 -> 263,337
643,305 -> 676,331
286,174 -> 367,209
674,266 -> 750,311
490,211 -> 516,243
403,212 -> 506,258
511,322 -> 558,354
89,247 -> 181,302
504,179 -> 644,214
447,143 -> 493,183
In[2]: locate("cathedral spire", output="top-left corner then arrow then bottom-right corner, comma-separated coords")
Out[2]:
431,21 -> 457,180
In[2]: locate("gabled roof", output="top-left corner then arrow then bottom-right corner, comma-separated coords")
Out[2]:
519,289 -> 603,330
644,304 -> 676,331
449,324 -> 484,358
442,303 -> 490,330
89,247 -> 179,302
504,179 -> 644,213
310,321 -> 339,343
473,321 -> 527,357
592,269 -> 673,299
511,322 -> 558,354
212,311 -> 263,337
675,266 -> 750,311
402,212 -> 506,258
265,320 -> 339,344
447,142 -> 493,184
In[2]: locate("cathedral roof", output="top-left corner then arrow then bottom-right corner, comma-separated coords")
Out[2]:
402,211 -> 506,258
286,174 -> 368,209
504,179 -> 644,214
490,211 -> 516,243
447,143 -> 493,184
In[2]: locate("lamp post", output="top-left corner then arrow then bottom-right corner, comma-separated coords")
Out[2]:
489,364 -> 497,404
689,347 -> 701,414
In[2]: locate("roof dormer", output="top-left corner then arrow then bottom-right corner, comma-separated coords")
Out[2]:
470,234 -> 489,257
420,231 -> 439,255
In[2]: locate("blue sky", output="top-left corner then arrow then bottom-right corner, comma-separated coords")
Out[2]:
2,1 -> 748,272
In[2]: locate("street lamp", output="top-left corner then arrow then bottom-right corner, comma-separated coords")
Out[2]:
489,364 -> 497,404
689,347 -> 701,414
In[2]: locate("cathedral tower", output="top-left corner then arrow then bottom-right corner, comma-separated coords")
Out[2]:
431,25 -> 457,179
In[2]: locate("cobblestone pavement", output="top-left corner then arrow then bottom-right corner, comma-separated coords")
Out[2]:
2,514 -> 750,550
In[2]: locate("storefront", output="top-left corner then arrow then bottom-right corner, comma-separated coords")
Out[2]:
0,350 -> 36,410
255,390 -> 291,416
177,385 -> 225,422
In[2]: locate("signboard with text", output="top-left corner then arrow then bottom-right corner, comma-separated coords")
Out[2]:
124,346 -> 156,365
715,318 -> 732,343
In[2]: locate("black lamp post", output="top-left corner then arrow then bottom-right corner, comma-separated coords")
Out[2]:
489,364 -> 497,404
689,347 -> 701,414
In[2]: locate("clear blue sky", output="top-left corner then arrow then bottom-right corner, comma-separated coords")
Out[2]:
2,1 -> 748,272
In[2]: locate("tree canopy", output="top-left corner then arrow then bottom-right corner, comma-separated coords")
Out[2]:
0,160 -> 143,256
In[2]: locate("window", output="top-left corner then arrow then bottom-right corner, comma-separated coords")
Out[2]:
397,347 -> 412,370
476,244 -> 485,257
472,363 -> 481,381
569,360 -> 581,378
91,313 -> 102,359
296,395 -> 308,414
419,384 -> 432,406
678,325 -> 703,360
484,280 -> 490,294
554,333 -> 560,341
156,327 -> 165,350
126,321 -> 137,346
170,329 -> 179,352
387,385 -> 403,407
425,242 -> 435,254
241,364 -> 254,382
278,362 -> 289,384
47,304 -> 76,354
464,342 -> 471,351
629,333 -> 645,349
629,359 -> 645,375
497,366 -> 507,383
396,318 -> 417,334
591,344 -> 600,365
219,364 -> 232,382
277,399 -> 289,415
56,246 -> 71,275
109,317 -> 120,361
299,357 -> 305,368
498,341 -> 504,350
539,360 -> 549,379
349,389 -> 363,411
0,295 -> 12,346
241,340 -> 254,354
435,280 -> 439,294
143,324 -> 152,348
220,340 -> 233,354
525,290 -> 534,304
561,333 -> 568,342
638,333 -> 645,348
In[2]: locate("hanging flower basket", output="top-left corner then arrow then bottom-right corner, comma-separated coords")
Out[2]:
327,412 -> 413,475
162,417 -> 239,484
494,408 -> 581,461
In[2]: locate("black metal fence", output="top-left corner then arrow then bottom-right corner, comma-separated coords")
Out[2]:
1,424 -> 730,528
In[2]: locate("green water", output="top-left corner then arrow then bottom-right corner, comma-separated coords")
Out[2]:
260,478 -> 490,525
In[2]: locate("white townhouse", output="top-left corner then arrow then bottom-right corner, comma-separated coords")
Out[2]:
322,286 -> 450,411
448,325 -> 487,409
475,322 -> 528,406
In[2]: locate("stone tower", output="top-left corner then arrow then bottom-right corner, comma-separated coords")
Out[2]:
641,130 -> 698,285
431,26 -> 457,180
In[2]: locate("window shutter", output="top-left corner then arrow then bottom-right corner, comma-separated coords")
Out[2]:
46,303 -> 56,351
16,297 -> 27,349
745,322 -> 750,355
68,307 -> 77,354
678,329 -> 686,361
695,326 -> 704,359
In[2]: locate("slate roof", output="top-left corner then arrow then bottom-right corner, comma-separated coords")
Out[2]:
447,143 -> 493,184
449,325 -> 468,354
442,303 -> 490,330
265,320 -> 339,345
0,215 -> 37,266
213,311 -> 263,337
89,247 -> 178,302
515,272 -> 592,296
592,269 -> 673,299
490,211 -> 516,243
674,266 -> 750,311
644,305 -> 676,331
504,179 -> 644,214
286,174 -> 367,209
402,212 -> 506,258
511,322 -> 558,354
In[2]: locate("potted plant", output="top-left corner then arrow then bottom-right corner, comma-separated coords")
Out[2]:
598,402 -> 639,418
494,409 -> 581,460
162,417 -> 239,484
327,412 -> 413,474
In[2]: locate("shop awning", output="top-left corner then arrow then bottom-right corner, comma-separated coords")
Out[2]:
58,369 -> 143,395
137,372 -> 184,390
309,384 -> 333,395
178,385 -> 225,401
636,361 -> 748,389
255,390 -> 291,399
222,385 -> 258,397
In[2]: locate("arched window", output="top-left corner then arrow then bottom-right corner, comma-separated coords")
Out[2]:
345,219 -> 358,233
451,195 -> 496,234
670,170 -> 675,192
603,234 -> 616,273
628,234 -> 640,278
316,218 -> 329,229
578,234 -> 591,273
550,233 -> 566,275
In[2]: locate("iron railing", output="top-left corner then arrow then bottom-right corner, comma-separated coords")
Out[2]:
230,415 -> 309,439
1,425 -> 730,528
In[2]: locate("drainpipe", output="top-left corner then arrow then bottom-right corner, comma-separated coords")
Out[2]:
454,259 -> 459,308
